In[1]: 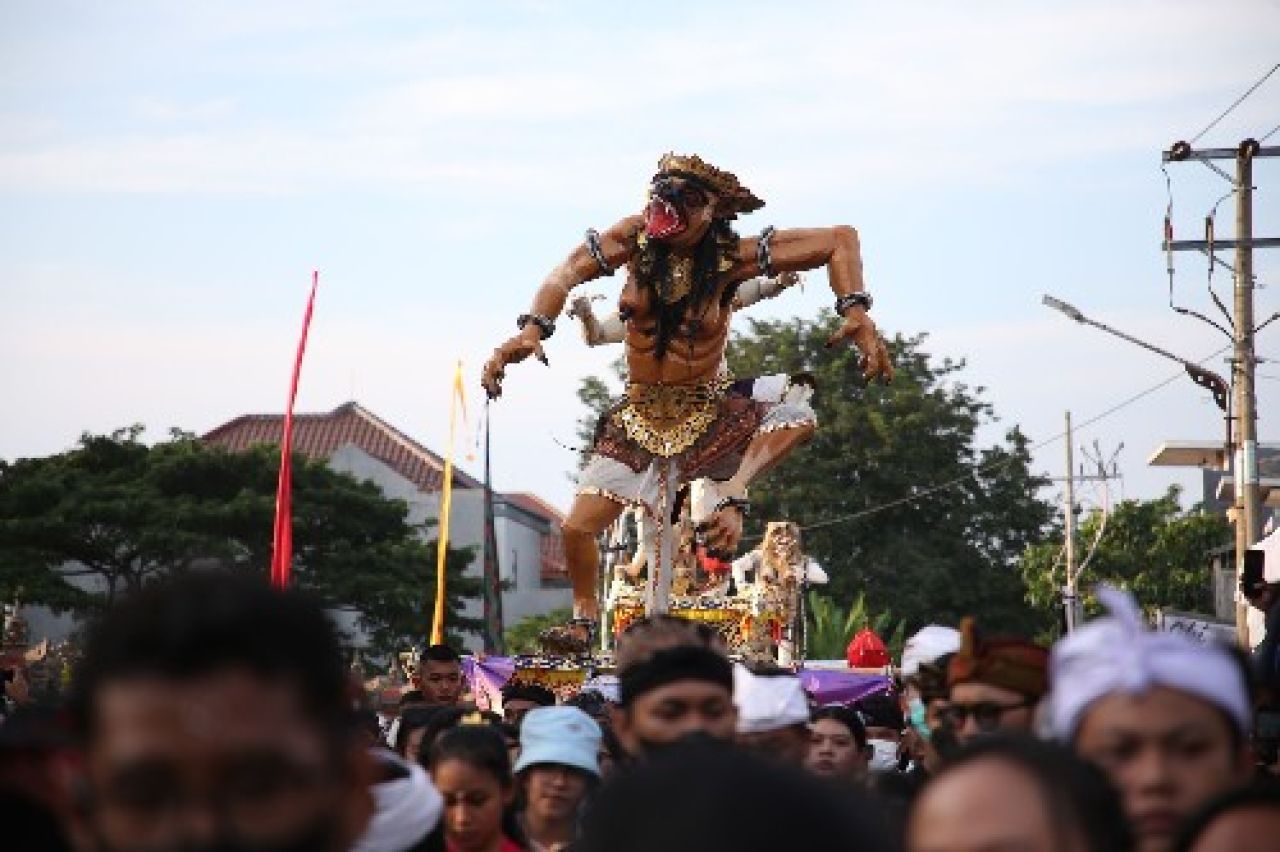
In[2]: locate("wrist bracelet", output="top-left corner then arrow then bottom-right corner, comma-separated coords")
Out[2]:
757,226 -> 776,278
585,229 -> 614,276
517,313 -> 556,340
834,292 -> 873,315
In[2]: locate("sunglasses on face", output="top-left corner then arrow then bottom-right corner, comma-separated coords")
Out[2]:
942,700 -> 1032,730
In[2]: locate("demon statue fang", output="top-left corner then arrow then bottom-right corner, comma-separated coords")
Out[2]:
482,152 -> 892,625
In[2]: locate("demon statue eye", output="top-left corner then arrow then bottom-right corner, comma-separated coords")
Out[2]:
679,185 -> 709,209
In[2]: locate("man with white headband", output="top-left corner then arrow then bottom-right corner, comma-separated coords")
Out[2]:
733,664 -> 812,765
1049,585 -> 1254,852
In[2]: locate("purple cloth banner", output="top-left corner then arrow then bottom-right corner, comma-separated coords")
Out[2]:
463,656 -> 516,712
798,669 -> 892,705
464,656 -> 890,708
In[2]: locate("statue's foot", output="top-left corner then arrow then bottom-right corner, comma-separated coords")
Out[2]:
698,500 -> 747,558
573,598 -> 601,622
691,480 -> 748,557
537,618 -> 596,656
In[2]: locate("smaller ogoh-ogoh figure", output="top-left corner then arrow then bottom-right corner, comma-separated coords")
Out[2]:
731,521 -> 827,663
482,153 -> 892,632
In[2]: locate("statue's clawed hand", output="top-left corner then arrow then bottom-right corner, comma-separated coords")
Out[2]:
481,327 -> 548,399
826,311 -> 893,384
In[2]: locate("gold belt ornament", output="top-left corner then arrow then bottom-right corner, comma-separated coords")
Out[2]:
613,377 -> 731,457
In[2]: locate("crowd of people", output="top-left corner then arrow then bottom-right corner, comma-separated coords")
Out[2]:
2,572 -> 1278,852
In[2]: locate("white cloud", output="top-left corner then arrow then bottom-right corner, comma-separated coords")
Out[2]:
132,96 -> 238,124
3,1 -> 1276,198
4,0 -> 1279,512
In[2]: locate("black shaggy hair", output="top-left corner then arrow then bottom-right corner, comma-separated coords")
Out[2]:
920,735 -> 1134,852
632,218 -> 740,360
68,572 -> 353,747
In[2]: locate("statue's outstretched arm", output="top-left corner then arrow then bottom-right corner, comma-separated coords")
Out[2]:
731,271 -> 801,310
482,215 -> 641,398
567,296 -> 626,346
738,226 -> 893,383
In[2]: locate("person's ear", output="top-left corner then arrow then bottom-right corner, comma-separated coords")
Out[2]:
611,705 -> 640,757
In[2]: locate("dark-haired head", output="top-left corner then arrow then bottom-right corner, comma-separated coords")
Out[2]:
67,572 -> 371,852
422,644 -> 461,664
419,644 -> 465,706
566,689 -> 611,722
414,708 -> 503,767
501,681 -> 556,726
429,724 -> 511,782
395,705 -> 441,761
856,692 -> 905,737
807,705 -> 870,784
69,572 -> 353,747
1172,777 -> 1280,852
578,739 -> 891,852
429,725 -> 523,848
909,734 -> 1133,852
811,705 -> 867,750
612,618 -> 736,757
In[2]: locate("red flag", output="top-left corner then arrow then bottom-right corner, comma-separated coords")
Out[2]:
270,271 -> 319,588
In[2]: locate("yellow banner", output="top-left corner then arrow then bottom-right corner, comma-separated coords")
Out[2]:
430,360 -> 465,645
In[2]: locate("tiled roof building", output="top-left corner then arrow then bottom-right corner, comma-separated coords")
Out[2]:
202,401 -> 570,645
203,401 -> 482,492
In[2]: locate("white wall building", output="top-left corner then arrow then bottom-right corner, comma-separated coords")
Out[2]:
16,402 -> 570,652
203,401 -> 570,650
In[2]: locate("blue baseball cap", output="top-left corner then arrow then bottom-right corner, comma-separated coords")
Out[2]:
513,706 -> 602,777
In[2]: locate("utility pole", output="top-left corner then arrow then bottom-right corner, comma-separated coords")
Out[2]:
1234,146 -> 1262,646
1063,412 -> 1079,632
1053,411 -> 1122,633
1164,138 -> 1278,644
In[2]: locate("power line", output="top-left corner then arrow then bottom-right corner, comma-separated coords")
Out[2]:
789,345 -> 1232,536
1190,62 -> 1280,144
1262,121 -> 1280,143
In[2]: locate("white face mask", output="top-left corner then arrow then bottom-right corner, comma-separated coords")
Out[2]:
868,738 -> 898,771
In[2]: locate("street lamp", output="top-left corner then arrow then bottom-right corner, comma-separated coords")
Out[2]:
1041,295 -> 1229,413
1042,294 -> 1234,632
1042,295 -> 1086,324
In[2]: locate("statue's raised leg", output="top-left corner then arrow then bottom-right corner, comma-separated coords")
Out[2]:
696,423 -> 816,554
562,492 -> 627,621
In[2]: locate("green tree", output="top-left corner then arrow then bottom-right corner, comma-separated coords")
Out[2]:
504,607 -> 573,654
806,591 -> 905,661
575,315 -> 1057,635
0,429 -> 482,654
1020,485 -> 1230,631
574,355 -> 625,466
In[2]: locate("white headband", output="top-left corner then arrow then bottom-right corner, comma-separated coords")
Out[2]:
1048,585 -> 1250,741
734,664 -> 811,734
901,624 -> 961,677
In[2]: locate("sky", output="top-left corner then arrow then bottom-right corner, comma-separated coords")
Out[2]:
2,0 -> 1279,522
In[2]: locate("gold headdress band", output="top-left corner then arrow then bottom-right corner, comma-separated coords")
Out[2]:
656,153 -> 765,215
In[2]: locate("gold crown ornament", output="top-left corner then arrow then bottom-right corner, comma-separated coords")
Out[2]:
656,153 -> 765,215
